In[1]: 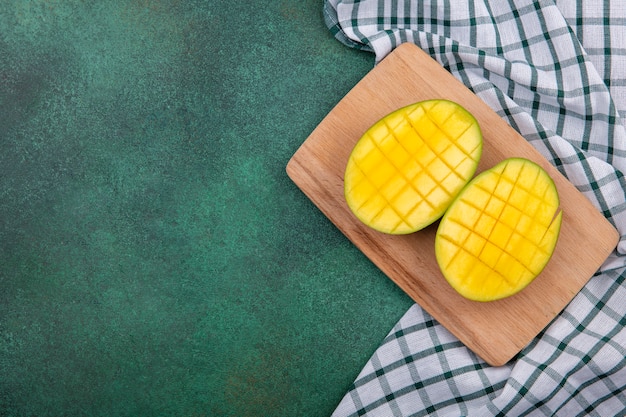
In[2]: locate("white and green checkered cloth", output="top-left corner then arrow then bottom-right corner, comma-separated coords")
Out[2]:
324,1 -> 626,415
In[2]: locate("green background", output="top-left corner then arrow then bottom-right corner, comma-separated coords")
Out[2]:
0,1 -> 413,416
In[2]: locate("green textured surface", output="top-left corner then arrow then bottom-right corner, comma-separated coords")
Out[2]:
0,1 -> 413,416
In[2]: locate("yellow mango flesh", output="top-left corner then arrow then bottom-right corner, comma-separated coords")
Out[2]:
344,99 -> 483,234
435,158 -> 562,302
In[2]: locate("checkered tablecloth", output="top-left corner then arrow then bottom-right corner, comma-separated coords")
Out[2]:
324,1 -> 626,415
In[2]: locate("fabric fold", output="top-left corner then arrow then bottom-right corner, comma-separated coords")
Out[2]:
324,0 -> 626,415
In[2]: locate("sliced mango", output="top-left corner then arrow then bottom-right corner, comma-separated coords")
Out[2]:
435,157 -> 562,302
344,99 -> 483,234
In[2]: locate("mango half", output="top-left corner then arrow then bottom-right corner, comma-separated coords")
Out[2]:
344,99 -> 483,234
435,158 -> 562,302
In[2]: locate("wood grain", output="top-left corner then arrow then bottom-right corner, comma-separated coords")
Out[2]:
286,43 -> 619,366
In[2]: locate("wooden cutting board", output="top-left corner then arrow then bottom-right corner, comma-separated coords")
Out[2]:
286,43 -> 619,366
